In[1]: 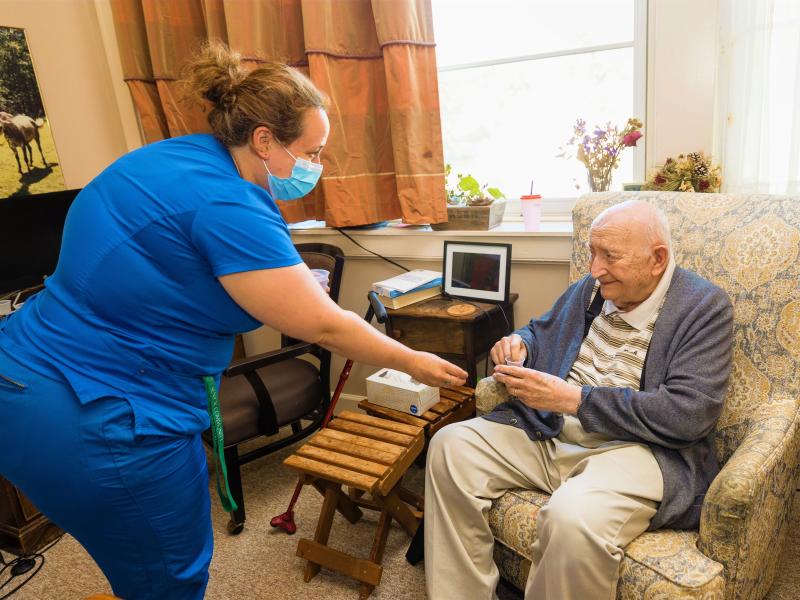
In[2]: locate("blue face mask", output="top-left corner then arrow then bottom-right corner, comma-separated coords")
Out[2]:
264,145 -> 323,201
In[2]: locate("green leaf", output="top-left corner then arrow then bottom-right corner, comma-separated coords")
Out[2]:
457,175 -> 481,196
486,187 -> 505,199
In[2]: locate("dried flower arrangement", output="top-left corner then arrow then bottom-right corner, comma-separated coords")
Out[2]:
560,118 -> 643,192
643,152 -> 722,192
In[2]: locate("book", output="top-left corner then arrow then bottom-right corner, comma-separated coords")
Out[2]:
378,285 -> 441,309
372,269 -> 442,297
381,278 -> 442,299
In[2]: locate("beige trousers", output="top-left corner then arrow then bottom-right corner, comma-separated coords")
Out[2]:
424,417 -> 663,600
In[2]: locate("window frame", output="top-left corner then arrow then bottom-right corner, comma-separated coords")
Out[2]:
436,0 -> 649,222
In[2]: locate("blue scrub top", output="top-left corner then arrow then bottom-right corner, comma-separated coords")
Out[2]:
0,134 -> 302,436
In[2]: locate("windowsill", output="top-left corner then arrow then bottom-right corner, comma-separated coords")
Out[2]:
289,219 -> 573,236
289,203 -> 575,264
288,196 -> 577,235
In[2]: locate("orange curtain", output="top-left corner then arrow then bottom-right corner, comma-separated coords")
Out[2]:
110,0 -> 447,226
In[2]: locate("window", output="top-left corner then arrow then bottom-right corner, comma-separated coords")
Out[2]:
433,0 -> 647,203
714,0 -> 800,194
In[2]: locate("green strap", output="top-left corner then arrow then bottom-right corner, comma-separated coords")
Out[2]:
203,376 -> 238,513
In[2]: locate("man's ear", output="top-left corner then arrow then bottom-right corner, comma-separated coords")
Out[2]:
250,126 -> 273,160
652,245 -> 669,276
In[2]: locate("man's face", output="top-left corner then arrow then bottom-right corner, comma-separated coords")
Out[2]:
588,221 -> 662,311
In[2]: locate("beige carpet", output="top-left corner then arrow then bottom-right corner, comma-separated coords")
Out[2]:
4,437 -> 799,600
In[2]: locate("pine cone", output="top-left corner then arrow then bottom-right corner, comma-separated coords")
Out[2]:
688,152 -> 702,162
694,163 -> 709,177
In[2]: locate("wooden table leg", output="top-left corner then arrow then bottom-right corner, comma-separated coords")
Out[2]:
303,481 -> 339,582
398,484 -> 424,512
359,509 -> 392,600
379,485 -> 421,537
311,479 -> 362,524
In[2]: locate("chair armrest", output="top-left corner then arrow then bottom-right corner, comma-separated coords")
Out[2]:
224,342 -> 315,377
475,375 -> 510,415
698,395 -> 800,598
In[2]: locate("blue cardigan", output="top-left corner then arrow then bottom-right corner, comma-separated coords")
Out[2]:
484,267 -> 734,530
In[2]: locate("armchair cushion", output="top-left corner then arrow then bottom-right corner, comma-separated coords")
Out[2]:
489,488 -> 725,597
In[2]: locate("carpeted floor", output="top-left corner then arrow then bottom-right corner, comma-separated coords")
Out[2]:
3,436 -> 799,600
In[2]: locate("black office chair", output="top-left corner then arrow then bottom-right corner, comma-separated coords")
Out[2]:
202,243 -> 345,534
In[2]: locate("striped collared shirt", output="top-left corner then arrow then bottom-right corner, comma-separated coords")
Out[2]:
560,256 -> 676,446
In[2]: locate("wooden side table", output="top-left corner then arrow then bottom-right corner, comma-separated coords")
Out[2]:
384,294 -> 518,387
0,476 -> 62,555
283,411 -> 424,599
358,385 -> 476,461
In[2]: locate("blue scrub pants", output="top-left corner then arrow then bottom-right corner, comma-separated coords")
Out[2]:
0,348 -> 213,599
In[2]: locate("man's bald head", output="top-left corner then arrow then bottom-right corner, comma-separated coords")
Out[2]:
591,200 -> 672,252
588,200 -> 672,311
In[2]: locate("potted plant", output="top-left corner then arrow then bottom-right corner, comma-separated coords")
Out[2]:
432,165 -> 506,231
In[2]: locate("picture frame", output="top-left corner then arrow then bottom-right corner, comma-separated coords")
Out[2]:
0,25 -> 65,198
442,241 -> 511,304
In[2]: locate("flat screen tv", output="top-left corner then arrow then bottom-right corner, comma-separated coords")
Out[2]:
0,189 -> 80,296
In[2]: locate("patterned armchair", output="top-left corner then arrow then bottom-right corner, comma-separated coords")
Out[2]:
476,192 -> 800,599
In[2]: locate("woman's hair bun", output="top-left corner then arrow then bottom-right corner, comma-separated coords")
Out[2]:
183,40 -> 245,111
180,40 -> 328,147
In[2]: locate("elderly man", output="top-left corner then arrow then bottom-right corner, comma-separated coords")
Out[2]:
424,201 -> 733,600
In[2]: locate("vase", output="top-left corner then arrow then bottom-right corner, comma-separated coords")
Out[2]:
587,171 -> 612,192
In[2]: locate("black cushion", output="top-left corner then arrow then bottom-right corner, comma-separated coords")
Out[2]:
203,358 -> 323,445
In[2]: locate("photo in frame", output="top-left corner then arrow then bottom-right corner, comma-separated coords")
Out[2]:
0,26 -> 65,198
442,241 -> 511,304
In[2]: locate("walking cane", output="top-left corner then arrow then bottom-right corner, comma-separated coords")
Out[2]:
270,291 -> 388,533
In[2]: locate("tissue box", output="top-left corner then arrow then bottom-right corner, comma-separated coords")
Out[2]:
365,368 -> 440,416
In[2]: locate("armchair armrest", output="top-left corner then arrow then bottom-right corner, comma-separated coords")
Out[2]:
224,342 -> 315,377
698,395 -> 800,599
475,375 -> 510,415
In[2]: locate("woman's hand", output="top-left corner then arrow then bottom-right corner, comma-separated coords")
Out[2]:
493,364 -> 581,414
220,265 -> 467,387
489,333 -> 526,367
407,352 -> 468,388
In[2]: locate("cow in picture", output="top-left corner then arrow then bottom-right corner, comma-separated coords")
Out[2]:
0,111 -> 47,174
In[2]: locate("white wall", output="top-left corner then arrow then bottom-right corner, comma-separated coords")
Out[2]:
0,1 -> 139,188
646,0 -> 719,170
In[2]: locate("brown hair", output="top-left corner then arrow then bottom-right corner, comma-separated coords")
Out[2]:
182,41 -> 328,147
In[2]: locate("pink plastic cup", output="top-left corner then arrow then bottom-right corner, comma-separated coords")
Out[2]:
521,194 -> 542,232
311,269 -> 330,291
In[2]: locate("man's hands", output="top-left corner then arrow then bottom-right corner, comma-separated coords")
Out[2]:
493,365 -> 582,415
407,351 -> 468,388
490,334 -> 527,367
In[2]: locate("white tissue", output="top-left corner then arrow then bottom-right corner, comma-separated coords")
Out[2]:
378,369 -> 420,385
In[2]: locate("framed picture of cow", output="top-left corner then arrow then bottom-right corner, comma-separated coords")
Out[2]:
0,26 -> 65,198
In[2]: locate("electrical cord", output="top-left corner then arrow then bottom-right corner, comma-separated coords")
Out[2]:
335,227 -> 411,273
450,299 -> 514,379
452,299 -> 493,380
495,302 -> 512,333
0,534 -> 63,598
0,284 -> 44,303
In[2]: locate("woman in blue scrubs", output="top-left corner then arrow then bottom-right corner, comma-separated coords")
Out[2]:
0,42 -> 466,600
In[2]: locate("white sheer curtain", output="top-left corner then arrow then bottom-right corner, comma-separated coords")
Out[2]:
714,0 -> 800,194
